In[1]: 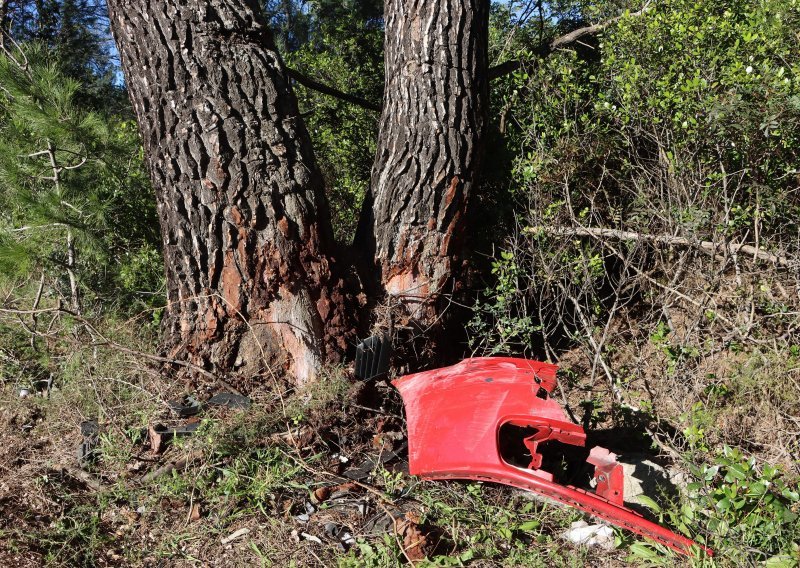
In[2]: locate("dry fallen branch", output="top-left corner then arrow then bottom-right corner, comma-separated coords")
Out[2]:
525,225 -> 791,267
59,464 -> 108,492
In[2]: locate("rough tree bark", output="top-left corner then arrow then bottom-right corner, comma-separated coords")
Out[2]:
107,0 -> 351,384
0,1 -> 7,50
357,0 -> 489,336
108,0 -> 490,383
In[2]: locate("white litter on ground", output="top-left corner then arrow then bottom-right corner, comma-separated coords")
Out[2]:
561,520 -> 615,550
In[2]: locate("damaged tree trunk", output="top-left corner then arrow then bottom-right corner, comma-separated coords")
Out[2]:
109,0 -> 491,383
107,0 -> 351,383
357,0 -> 489,340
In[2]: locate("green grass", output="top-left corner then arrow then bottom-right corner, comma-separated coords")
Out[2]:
1,306 -> 799,567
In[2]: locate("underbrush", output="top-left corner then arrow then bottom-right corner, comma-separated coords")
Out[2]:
1,278 -> 798,567
1,314 -> 797,567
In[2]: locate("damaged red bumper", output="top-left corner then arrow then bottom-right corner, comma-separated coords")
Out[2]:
393,357 -> 710,557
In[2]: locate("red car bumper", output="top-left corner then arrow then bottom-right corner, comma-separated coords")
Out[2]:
393,357 -> 710,557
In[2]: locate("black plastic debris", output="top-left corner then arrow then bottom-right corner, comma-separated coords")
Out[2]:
324,522 -> 356,551
343,442 -> 406,480
33,375 -> 53,394
77,420 -> 100,467
147,422 -> 201,453
354,334 -> 391,381
167,395 -> 202,417
207,392 -> 251,409
168,392 -> 250,417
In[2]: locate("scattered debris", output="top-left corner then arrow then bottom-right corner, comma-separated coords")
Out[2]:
343,444 -> 405,481
561,521 -> 615,550
393,357 -> 711,557
167,395 -> 202,417
168,392 -> 250,418
206,392 -> 251,409
18,376 -> 53,399
299,532 -> 322,545
323,522 -> 356,550
32,376 -> 54,397
140,450 -> 204,483
220,527 -> 250,545
147,422 -> 200,454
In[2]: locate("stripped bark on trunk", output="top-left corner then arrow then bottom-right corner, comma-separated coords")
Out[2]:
358,0 -> 489,332
107,0 -> 351,383
108,0 -> 490,382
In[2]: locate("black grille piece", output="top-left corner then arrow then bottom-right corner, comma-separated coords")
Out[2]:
354,334 -> 391,381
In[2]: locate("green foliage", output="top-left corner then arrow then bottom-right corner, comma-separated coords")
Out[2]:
600,0 -> 800,239
468,250 -> 541,353
473,0 -> 800,355
284,3 -> 383,242
472,3 -> 800,564
633,444 -> 800,565
339,535 -> 405,568
7,0 -> 121,107
0,46 -> 161,313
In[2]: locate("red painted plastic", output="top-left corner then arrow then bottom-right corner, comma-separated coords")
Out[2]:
393,357 -> 711,557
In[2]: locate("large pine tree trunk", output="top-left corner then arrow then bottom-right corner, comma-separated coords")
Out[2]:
358,0 -> 489,341
107,0 -> 350,384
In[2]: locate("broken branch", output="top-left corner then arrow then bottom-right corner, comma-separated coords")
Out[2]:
140,450 -> 204,483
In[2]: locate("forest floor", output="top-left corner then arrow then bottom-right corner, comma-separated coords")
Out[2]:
0,329 -> 797,567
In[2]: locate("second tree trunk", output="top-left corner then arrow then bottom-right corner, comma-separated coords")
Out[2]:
360,0 -> 489,334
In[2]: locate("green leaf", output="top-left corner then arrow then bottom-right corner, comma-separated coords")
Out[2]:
518,520 -> 540,531
636,495 -> 663,513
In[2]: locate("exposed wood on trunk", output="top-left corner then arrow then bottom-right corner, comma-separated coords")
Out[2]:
358,0 -> 489,334
107,0 -> 352,384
